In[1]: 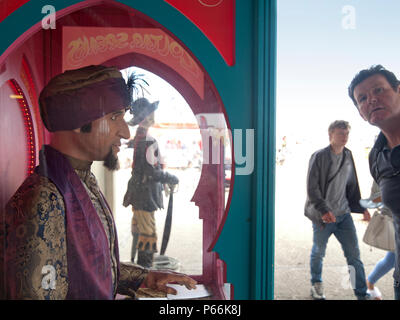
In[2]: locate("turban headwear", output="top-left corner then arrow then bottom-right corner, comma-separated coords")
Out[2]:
39,65 -> 130,132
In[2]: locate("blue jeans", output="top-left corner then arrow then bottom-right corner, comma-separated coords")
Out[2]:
310,213 -> 368,298
368,251 -> 395,284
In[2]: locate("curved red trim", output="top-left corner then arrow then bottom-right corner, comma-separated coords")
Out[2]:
7,79 -> 36,176
21,55 -> 44,148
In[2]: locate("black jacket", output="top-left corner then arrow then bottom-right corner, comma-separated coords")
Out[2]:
123,127 -> 178,212
368,132 -> 399,184
369,132 -> 400,214
304,145 -> 364,227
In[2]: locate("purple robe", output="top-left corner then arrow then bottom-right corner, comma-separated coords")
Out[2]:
35,145 -> 120,299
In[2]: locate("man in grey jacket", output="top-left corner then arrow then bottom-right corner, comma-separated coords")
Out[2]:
304,120 -> 371,300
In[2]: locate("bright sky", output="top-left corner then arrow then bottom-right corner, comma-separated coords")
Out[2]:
276,0 -> 400,196
277,0 -> 400,150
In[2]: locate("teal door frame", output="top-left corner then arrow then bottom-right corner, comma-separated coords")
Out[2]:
0,0 -> 277,300
251,0 -> 276,300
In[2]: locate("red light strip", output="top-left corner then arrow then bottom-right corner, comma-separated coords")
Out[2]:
7,79 -> 36,176
21,56 -> 44,147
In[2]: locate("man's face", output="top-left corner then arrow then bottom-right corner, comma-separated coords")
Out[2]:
77,109 -> 130,168
329,128 -> 349,148
353,74 -> 400,128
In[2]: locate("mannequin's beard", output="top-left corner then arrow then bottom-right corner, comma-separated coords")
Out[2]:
103,148 -> 120,171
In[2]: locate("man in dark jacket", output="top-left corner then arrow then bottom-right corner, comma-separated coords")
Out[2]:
348,65 -> 400,299
123,98 -> 179,268
304,120 -> 371,300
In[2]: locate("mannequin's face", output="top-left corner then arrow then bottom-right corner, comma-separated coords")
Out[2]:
75,109 -> 130,163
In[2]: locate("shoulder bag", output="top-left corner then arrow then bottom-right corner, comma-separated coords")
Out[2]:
363,211 -> 395,252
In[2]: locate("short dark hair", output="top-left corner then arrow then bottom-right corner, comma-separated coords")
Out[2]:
328,120 -> 350,134
348,65 -> 400,107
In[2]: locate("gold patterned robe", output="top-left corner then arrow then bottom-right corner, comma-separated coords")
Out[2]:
0,155 -> 148,299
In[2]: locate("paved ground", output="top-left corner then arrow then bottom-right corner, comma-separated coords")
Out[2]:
274,149 -> 395,300
274,208 -> 394,300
